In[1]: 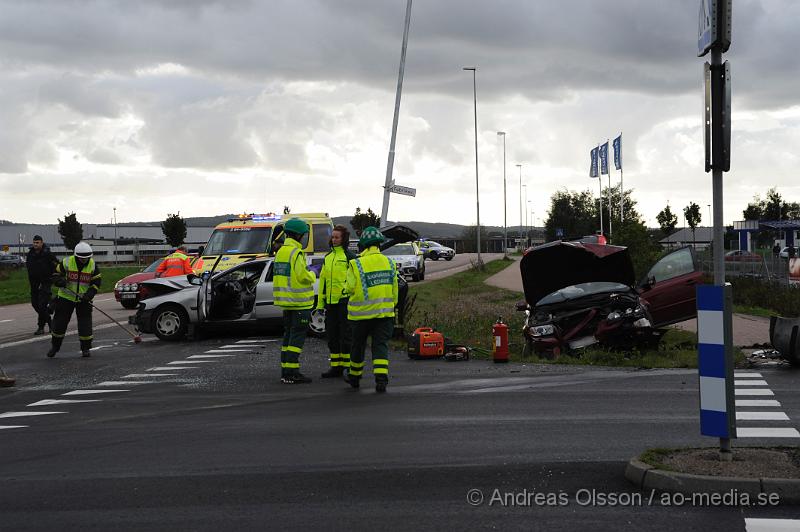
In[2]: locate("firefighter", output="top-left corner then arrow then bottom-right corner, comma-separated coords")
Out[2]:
47,242 -> 102,358
155,244 -> 193,277
273,218 -> 316,384
317,225 -> 356,378
344,226 -> 398,393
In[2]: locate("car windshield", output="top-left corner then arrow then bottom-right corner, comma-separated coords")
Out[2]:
537,282 -> 631,306
143,259 -> 164,273
384,244 -> 415,256
204,227 -> 272,255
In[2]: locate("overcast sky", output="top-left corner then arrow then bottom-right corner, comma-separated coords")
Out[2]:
0,0 -> 797,229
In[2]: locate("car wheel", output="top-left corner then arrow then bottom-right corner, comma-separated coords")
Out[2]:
152,304 -> 189,341
308,308 -> 327,337
445,256 -> 453,261
121,300 -> 138,310
430,252 -> 439,261
418,266 -> 425,281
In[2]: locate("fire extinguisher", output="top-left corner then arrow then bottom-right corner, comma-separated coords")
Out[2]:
492,317 -> 509,363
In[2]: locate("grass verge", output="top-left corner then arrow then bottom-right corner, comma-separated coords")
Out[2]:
403,258 -> 743,368
0,266 -> 141,306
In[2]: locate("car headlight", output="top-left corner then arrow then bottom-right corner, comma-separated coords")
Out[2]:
530,324 -> 555,337
130,283 -> 138,291
607,311 -> 622,321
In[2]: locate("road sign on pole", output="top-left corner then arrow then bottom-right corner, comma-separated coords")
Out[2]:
697,0 -> 731,57
389,184 -> 416,197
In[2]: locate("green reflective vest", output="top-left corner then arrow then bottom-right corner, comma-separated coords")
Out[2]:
346,246 -> 398,321
318,246 -> 354,307
273,237 -> 316,310
57,256 -> 102,302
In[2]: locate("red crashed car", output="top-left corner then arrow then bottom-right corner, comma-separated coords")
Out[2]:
517,242 -> 702,356
724,250 -> 761,262
114,259 -> 164,309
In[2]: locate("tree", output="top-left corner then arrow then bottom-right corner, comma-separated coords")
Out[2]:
459,225 -> 488,253
161,213 -> 187,247
683,203 -> 702,247
350,207 -> 380,236
613,219 -> 662,280
58,212 -> 83,250
656,205 -> 678,238
544,189 -> 597,242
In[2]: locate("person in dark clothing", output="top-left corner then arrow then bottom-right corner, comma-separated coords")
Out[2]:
773,242 -> 782,258
26,235 -> 57,335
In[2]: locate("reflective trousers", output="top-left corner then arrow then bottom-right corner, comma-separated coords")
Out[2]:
281,309 -> 310,377
348,317 -> 393,383
325,300 -> 351,369
51,297 -> 93,353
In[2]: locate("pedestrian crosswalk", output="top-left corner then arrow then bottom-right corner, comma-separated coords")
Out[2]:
734,372 -> 800,439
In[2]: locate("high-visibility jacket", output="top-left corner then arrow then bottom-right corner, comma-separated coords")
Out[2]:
346,246 -> 398,321
274,237 -> 316,310
317,245 -> 356,308
156,251 -> 193,278
56,256 -> 102,302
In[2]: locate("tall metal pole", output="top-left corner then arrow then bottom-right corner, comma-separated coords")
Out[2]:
523,185 -> 528,248
516,163 -> 522,250
113,207 -> 117,265
597,144 -> 604,237
380,0 -> 413,225
619,132 -> 624,223
497,132 -> 507,258
607,170 -> 613,238
463,67 -> 481,263
711,45 -> 728,457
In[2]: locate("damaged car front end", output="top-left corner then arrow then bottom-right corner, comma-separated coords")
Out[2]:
517,241 -> 701,356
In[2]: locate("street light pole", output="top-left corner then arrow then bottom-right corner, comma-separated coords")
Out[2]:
523,185 -> 528,248
463,66 -> 481,264
516,163 -> 522,250
497,131 -> 507,258
113,207 -> 117,265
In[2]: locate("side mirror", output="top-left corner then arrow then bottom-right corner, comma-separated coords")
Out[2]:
515,301 -> 529,312
641,276 -> 656,290
187,274 -> 203,286
198,246 -> 205,256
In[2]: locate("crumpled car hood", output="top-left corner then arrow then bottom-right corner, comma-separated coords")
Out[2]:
520,241 -> 636,305
141,276 -> 194,293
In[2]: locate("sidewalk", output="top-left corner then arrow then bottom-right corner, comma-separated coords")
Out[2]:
484,257 -> 770,348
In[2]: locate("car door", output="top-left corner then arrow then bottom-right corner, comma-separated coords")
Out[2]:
255,262 -> 279,319
197,273 -> 214,324
638,247 -> 703,327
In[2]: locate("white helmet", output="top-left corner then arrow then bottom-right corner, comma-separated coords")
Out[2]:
74,241 -> 93,259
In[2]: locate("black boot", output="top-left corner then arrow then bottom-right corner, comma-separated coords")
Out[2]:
34,326 -> 45,335
46,347 -> 57,358
81,350 -> 91,358
344,371 -> 360,389
375,381 -> 387,394
321,367 -> 344,379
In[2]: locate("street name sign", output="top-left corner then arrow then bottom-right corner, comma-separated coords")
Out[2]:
389,184 -> 416,197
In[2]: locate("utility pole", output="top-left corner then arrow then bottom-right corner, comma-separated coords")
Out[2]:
516,163 -> 522,250
497,132 -> 507,258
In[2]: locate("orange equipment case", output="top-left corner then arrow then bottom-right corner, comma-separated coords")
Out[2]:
407,327 -> 445,359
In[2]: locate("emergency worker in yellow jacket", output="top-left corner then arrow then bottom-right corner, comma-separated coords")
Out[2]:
273,218 -> 317,384
344,226 -> 398,393
47,242 -> 102,358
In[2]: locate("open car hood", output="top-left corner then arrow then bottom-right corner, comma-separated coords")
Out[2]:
379,225 -> 419,251
520,241 -> 635,305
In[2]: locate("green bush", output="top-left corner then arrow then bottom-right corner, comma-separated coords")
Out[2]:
729,277 -> 800,317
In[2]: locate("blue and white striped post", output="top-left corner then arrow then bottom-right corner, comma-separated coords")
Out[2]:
697,284 -> 736,447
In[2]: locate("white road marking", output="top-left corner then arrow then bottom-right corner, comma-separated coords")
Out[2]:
737,428 -> 800,438
122,373 -> 177,378
734,372 -> 762,377
736,400 -> 781,407
188,354 -> 237,358
735,411 -> 790,421
0,411 -> 66,419
167,360 -> 214,364
745,518 -> 800,531
734,389 -> 774,396
236,339 -> 270,343
28,399 -> 101,406
96,297 -> 113,302
0,425 -> 27,430
0,322 -> 118,349
204,349 -> 252,353
0,319 -> 13,323
62,389 -> 128,396
734,380 -> 768,386
219,345 -> 261,349
95,380 -> 157,386
90,345 -> 112,351
147,366 -> 195,371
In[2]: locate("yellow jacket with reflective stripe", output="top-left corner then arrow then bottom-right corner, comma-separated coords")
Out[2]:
273,237 -> 316,310
317,246 -> 354,308
56,256 -> 102,302
346,246 -> 398,321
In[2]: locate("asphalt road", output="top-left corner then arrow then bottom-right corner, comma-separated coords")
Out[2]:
2,255 -> 799,530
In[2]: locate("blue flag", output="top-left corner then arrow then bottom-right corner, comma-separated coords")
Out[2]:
613,134 -> 622,170
589,147 -> 598,178
599,142 -> 609,175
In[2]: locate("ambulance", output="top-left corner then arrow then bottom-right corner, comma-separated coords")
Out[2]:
192,212 -> 334,274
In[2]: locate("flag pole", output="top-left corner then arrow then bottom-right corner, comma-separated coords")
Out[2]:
606,138 -> 612,238
597,142 -> 603,237
618,132 -> 624,222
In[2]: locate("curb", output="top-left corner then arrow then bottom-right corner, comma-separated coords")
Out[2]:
625,458 -> 800,505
